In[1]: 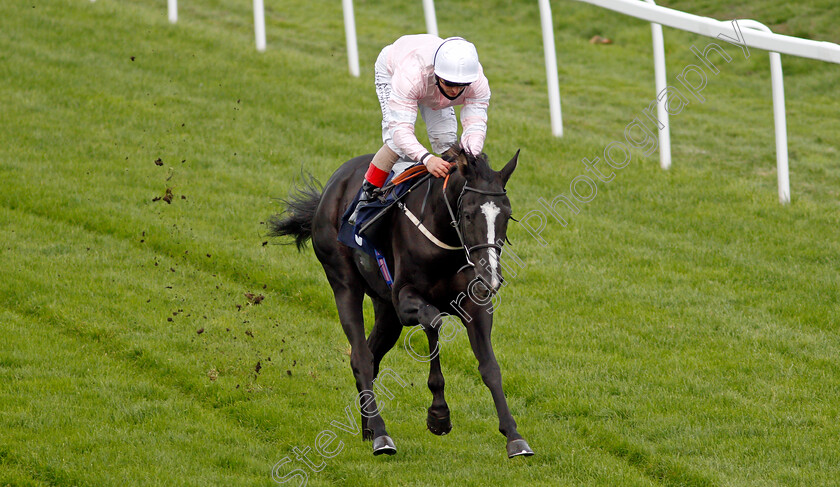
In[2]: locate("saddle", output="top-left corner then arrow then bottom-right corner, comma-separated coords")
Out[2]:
337,162 -> 433,284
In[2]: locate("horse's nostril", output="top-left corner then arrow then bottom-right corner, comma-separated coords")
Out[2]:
472,279 -> 496,301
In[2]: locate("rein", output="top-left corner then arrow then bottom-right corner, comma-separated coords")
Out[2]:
392,169 -> 461,251
380,164 -> 430,194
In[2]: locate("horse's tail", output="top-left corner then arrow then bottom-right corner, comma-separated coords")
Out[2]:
268,174 -> 323,251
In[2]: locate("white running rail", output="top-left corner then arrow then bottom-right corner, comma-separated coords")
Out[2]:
342,1 -> 440,78
538,0 -> 564,137
539,0 -> 840,203
155,2 -> 438,64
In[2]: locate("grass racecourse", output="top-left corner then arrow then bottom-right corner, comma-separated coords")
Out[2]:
1,0 -> 839,485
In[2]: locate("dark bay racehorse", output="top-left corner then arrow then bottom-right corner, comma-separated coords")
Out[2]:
268,147 -> 533,458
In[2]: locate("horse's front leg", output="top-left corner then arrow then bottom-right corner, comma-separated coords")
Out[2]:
423,324 -> 453,435
396,285 -> 452,435
462,304 -> 534,458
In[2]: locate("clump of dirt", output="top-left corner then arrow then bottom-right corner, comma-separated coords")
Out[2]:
152,187 -> 174,204
245,293 -> 264,305
154,158 -> 163,166
255,361 -> 262,375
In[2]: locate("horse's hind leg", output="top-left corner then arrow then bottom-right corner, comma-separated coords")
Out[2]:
328,281 -> 395,455
396,285 -> 452,435
365,298 -> 409,435
367,297 -> 403,380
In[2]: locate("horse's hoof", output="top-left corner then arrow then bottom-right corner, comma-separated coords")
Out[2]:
426,412 -> 452,436
372,435 -> 396,456
362,428 -> 374,441
506,439 -> 534,458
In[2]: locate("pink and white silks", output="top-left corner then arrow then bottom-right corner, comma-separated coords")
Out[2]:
374,34 -> 491,162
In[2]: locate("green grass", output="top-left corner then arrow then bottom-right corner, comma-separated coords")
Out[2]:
1,0 -> 839,485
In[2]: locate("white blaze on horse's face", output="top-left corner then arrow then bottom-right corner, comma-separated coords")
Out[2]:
480,201 -> 502,290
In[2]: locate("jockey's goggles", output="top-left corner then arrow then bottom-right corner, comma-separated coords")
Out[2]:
438,77 -> 471,88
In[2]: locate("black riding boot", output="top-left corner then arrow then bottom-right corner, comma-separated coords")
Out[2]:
348,181 -> 379,225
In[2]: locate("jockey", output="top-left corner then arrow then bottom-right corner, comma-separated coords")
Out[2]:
348,34 -> 491,224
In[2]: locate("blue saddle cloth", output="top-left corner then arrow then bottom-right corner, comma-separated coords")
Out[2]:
337,162 -> 425,257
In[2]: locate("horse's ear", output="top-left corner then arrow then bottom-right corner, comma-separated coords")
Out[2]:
455,148 -> 472,176
441,145 -> 465,163
499,149 -> 520,187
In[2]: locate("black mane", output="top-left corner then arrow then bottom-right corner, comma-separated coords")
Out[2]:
441,146 -> 497,182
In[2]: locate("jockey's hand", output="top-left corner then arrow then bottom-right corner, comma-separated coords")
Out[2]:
425,156 -> 454,178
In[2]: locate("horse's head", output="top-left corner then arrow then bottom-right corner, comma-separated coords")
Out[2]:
443,147 -> 519,300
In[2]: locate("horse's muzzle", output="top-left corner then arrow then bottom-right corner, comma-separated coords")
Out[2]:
472,275 -> 501,301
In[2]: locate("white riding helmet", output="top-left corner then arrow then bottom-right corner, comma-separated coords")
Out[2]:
433,37 -> 481,84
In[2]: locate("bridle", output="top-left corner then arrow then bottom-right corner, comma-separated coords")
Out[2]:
441,173 -> 507,275
387,164 -> 509,278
